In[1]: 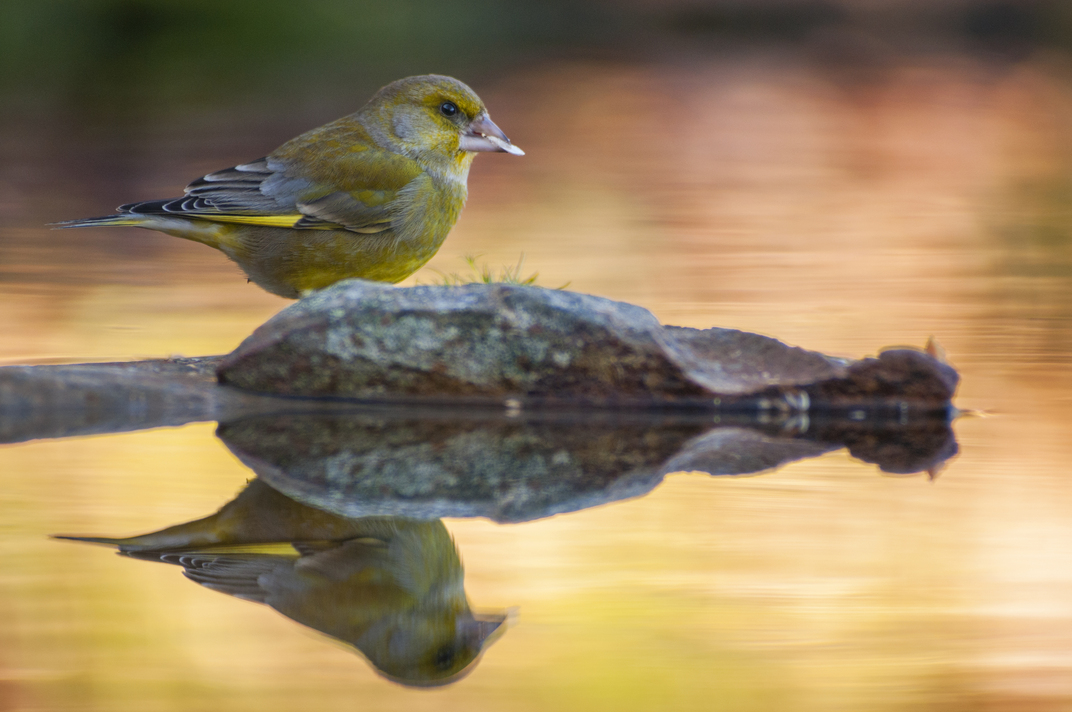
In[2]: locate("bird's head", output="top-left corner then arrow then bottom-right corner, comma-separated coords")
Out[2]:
360,75 -> 523,179
362,609 -> 509,688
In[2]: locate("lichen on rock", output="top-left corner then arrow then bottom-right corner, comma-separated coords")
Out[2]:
217,280 -> 869,404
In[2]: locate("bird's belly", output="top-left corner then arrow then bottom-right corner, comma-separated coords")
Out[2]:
220,225 -> 448,298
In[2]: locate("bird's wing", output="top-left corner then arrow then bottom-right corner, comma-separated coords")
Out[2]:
293,538 -> 393,581
131,551 -> 289,603
117,148 -> 424,234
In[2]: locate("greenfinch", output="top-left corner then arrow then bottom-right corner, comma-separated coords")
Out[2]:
57,480 -> 508,687
56,75 -> 524,298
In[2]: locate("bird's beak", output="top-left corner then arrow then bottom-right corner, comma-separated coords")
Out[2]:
459,114 -> 525,156
470,613 -> 508,647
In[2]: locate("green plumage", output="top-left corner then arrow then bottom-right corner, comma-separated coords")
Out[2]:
55,75 -> 523,298
57,479 -> 507,687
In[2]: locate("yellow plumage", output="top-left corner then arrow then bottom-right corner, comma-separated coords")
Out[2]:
55,75 -> 523,298
56,479 -> 508,687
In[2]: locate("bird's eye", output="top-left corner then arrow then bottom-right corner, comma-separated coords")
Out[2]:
440,101 -> 459,117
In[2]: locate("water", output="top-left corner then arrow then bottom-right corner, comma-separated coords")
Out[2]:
3,53 -> 1072,710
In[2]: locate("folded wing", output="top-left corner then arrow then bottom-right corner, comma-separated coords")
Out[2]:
117,148 -> 423,234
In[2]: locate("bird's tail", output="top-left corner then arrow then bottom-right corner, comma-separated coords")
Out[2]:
49,209 -> 231,252
53,529 -> 218,552
52,534 -> 129,546
50,214 -> 148,229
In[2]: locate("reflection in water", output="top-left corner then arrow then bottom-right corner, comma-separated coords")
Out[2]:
60,480 -> 506,688
57,406 -> 954,687
218,408 -> 958,522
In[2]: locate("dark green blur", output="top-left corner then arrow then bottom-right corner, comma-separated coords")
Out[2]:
7,0 -> 1072,115
0,0 -> 612,114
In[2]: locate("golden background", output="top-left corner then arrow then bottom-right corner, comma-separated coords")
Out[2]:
2,2 -> 1071,709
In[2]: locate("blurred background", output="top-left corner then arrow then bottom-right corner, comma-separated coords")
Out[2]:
4,0 -> 1072,370
3,1 -> 1072,710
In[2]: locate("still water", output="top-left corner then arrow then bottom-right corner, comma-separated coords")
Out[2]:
3,55 -> 1072,710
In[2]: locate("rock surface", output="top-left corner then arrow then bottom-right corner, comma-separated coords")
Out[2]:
219,280 -> 952,406
0,357 -> 224,443
0,282 -> 960,448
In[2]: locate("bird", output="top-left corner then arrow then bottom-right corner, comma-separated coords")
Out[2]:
55,74 -> 524,299
56,480 -> 509,687
138,522 -> 507,687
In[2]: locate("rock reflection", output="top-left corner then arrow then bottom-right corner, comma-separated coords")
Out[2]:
217,408 -> 958,523
60,480 -> 507,688
59,407 -> 955,685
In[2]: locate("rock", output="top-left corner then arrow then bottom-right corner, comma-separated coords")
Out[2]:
0,357 -> 225,443
0,282 -> 961,447
217,280 -> 867,403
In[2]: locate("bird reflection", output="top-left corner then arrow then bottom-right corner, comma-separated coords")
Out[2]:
58,479 -> 507,687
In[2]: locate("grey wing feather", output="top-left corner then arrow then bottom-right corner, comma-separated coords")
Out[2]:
184,158 -> 301,214
186,158 -> 273,189
148,552 -> 283,603
117,157 -> 398,233
189,158 -> 394,233
296,191 -> 393,233
117,158 -> 294,216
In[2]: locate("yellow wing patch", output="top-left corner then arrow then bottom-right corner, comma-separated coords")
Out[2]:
195,214 -> 305,228
195,212 -> 391,233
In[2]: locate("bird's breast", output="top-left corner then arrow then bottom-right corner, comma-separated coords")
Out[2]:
391,175 -> 467,258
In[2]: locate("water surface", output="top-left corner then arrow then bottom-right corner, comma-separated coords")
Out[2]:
2,53 -> 1072,710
